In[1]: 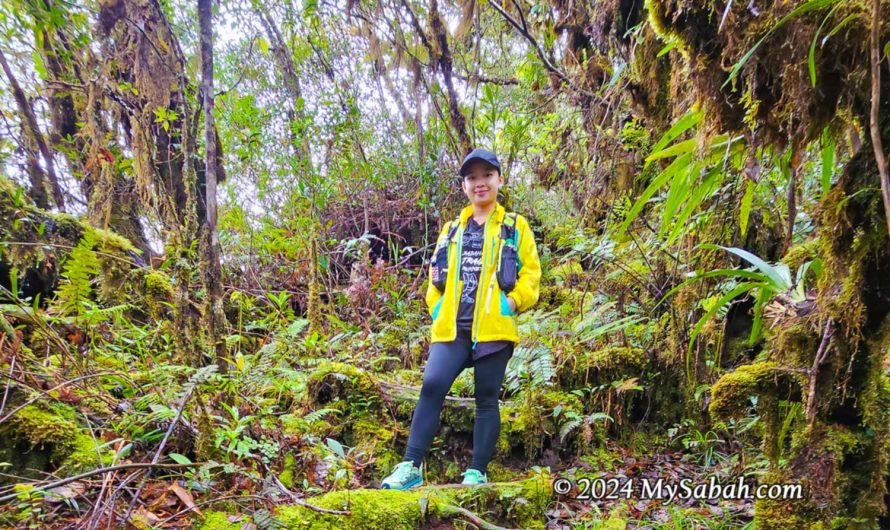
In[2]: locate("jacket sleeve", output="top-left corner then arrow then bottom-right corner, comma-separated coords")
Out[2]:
425,222 -> 452,317
509,215 -> 541,313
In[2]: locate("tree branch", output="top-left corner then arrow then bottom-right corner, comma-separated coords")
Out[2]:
0,49 -> 66,211
869,0 -> 890,239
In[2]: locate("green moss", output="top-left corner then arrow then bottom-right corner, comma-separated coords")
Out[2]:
84,224 -> 136,253
644,0 -> 692,60
0,403 -> 111,478
709,362 -> 789,420
144,270 -> 174,299
584,346 -> 647,370
196,511 -> 240,530
497,390 -> 584,459
199,476 -> 552,529
767,321 -> 818,367
782,237 -> 821,271
350,417 -> 395,446
279,454 -> 297,489
305,361 -> 379,405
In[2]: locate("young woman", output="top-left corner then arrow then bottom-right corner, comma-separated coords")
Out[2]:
380,148 -> 542,489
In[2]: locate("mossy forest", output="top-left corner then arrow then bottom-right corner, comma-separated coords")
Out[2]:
0,0 -> 889,528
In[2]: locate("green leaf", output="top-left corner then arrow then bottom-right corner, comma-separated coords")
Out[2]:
325,438 -> 345,458
687,281 -> 768,372
659,160 -> 698,237
168,453 -> 192,465
32,49 -> 46,79
657,42 -> 677,57
286,318 -> 310,337
808,6 -> 839,87
614,152 -> 692,240
723,0 -> 841,89
646,137 -> 698,163
646,108 -> 703,166
703,244 -> 790,290
9,266 -> 17,297
664,166 -> 724,245
820,129 -> 835,195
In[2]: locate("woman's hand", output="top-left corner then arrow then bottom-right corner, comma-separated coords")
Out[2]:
507,296 -> 517,314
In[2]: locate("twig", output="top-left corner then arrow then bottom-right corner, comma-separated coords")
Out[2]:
485,0 -> 605,105
0,463 -> 197,503
155,494 -> 266,525
262,463 -> 350,515
806,318 -> 834,425
122,384 -> 196,522
0,355 -> 16,415
440,502 -> 517,530
215,36 -> 258,97
0,241 -> 140,267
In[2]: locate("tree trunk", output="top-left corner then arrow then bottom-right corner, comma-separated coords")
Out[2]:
198,0 -> 226,368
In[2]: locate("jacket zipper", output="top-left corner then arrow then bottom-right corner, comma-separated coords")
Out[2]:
484,235 -> 500,315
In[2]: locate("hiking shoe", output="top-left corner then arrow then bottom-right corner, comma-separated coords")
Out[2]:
460,468 -> 487,485
380,461 -> 423,490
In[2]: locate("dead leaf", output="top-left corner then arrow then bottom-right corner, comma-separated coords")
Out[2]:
131,506 -> 161,529
45,481 -> 87,503
169,483 -> 201,516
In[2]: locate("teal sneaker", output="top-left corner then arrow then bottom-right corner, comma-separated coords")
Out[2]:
460,468 -> 487,485
380,461 -> 423,490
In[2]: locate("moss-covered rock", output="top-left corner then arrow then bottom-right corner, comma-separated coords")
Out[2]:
709,362 -> 796,420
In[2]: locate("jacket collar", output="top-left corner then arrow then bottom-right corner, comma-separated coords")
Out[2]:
459,200 -> 505,228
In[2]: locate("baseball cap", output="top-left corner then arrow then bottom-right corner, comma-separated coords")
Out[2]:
459,148 -> 501,177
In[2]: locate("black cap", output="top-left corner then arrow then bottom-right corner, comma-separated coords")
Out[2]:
459,148 -> 501,177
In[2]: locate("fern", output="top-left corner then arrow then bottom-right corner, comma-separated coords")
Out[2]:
505,345 -> 554,395
559,418 -> 581,443
55,231 -> 100,318
304,408 -> 340,423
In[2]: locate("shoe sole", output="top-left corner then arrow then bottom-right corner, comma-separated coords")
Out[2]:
381,477 -> 423,490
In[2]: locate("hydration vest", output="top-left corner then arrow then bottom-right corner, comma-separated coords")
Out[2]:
430,212 -> 519,294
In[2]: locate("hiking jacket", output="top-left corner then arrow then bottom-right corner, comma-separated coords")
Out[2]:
425,201 -> 541,346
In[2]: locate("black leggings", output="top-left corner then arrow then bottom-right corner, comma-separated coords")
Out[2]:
403,331 -> 513,475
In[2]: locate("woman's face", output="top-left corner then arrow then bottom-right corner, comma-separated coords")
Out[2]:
461,161 -> 504,208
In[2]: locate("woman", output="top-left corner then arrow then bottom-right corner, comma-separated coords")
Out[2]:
380,148 -> 542,489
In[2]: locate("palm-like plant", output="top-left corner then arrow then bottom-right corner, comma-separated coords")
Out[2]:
660,245 -> 821,382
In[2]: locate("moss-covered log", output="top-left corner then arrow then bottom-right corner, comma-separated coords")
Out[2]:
198,475 -> 554,530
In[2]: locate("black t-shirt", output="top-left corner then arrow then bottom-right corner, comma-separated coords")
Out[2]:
456,217 -> 513,359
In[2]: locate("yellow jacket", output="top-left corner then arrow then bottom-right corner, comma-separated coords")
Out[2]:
425,201 -> 541,345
